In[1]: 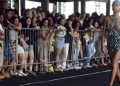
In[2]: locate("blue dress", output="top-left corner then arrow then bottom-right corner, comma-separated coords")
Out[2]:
105,16 -> 120,54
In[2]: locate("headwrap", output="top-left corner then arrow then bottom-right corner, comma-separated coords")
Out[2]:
112,0 -> 120,5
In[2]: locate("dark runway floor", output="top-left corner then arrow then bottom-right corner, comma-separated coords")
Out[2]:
0,66 -> 120,86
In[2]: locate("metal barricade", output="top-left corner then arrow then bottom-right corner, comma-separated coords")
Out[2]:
0,27 -> 109,76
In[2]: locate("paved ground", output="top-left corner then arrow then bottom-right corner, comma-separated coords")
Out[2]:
0,66 -> 120,86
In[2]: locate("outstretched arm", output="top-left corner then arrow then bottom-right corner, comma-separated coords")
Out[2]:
101,16 -> 108,53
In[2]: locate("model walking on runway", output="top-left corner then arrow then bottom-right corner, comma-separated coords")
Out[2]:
102,0 -> 120,86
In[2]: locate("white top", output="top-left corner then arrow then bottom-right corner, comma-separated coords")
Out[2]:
9,29 -> 17,41
73,31 -> 81,44
90,25 -> 94,28
56,25 -> 66,37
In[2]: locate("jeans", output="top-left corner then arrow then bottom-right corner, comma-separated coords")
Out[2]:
59,43 -> 69,69
72,44 -> 80,67
4,44 -> 12,61
83,43 -> 96,66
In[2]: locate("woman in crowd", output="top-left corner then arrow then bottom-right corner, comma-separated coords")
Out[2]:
37,18 -> 53,73
93,20 -> 107,66
8,16 -> 22,75
64,19 -> 74,70
83,21 -> 96,68
54,18 -> 66,71
31,9 -> 40,29
48,18 -> 55,62
72,20 -> 83,69
22,17 -> 35,73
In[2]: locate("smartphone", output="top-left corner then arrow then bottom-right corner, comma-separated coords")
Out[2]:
51,26 -> 54,29
7,20 -> 10,24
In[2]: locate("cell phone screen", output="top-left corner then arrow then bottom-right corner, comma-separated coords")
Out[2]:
7,20 -> 10,24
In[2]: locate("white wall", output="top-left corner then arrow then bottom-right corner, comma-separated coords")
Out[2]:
110,0 -> 114,15
25,0 -> 110,18
86,1 -> 106,15
25,1 -> 41,9
25,0 -> 53,12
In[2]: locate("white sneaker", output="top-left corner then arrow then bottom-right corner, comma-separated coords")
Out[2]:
67,64 -> 74,69
14,72 -> 18,76
75,67 -> 82,70
63,68 -> 69,71
84,65 -> 92,68
59,67 -> 63,72
18,71 -> 27,76
80,62 -> 83,67
55,67 -> 63,72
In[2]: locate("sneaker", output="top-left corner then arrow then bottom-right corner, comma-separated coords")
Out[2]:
75,67 -> 82,70
84,65 -> 92,68
18,71 -> 27,76
80,62 -> 83,67
55,67 -> 63,72
91,63 -> 98,67
1,72 -> 10,78
63,68 -> 69,71
0,74 -> 4,79
58,67 -> 63,72
67,64 -> 74,69
14,72 -> 18,76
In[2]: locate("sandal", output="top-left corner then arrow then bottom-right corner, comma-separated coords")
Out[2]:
0,74 -> 4,79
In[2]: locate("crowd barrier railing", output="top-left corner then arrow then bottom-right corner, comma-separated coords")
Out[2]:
0,27 -> 109,75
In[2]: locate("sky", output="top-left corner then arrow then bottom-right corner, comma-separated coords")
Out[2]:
25,0 -> 114,18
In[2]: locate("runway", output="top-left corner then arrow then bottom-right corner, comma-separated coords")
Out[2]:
0,66 -> 120,86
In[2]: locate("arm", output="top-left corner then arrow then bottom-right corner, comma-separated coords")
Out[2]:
68,25 -> 74,37
10,22 -> 22,31
85,27 -> 91,33
0,30 -> 4,36
41,28 -> 53,40
19,36 -> 28,50
101,16 -> 108,53
68,28 -> 74,37
32,18 -> 38,27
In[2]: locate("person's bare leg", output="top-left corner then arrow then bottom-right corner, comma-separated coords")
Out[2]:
1,61 -> 10,78
109,51 -> 120,86
55,48 -> 62,68
18,53 -> 26,70
116,68 -> 120,82
80,45 -> 83,59
28,50 -> 34,71
10,54 -> 16,75
24,51 -> 28,70
1,61 -> 8,73
101,58 -> 107,66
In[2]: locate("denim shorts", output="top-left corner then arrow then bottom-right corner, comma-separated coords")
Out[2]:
55,37 -> 65,49
28,45 -> 34,51
18,45 -> 24,54
4,44 -> 12,61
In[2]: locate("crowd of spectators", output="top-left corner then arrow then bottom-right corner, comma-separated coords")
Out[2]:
0,0 -> 109,80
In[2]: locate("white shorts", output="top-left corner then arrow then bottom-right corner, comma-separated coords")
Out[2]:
18,45 -> 24,54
